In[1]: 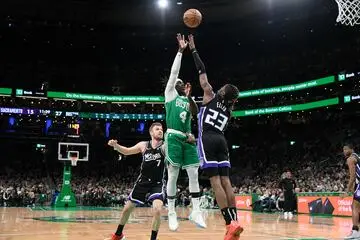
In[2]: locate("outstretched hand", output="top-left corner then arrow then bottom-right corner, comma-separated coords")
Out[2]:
184,83 -> 192,97
188,34 -> 195,50
177,33 -> 188,53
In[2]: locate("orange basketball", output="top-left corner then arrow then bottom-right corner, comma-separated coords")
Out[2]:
183,9 -> 202,28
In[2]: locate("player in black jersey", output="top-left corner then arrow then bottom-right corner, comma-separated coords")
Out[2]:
106,122 -> 165,240
342,143 -> 360,239
188,34 -> 243,240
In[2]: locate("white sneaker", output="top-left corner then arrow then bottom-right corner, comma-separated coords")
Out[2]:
345,230 -> 360,239
189,210 -> 207,228
168,211 -> 179,231
288,212 -> 293,218
284,212 -> 288,219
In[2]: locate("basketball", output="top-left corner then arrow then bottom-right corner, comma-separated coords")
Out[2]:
183,9 -> 202,28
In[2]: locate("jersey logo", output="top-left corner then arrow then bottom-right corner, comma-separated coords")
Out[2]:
175,98 -> 189,111
144,153 -> 162,161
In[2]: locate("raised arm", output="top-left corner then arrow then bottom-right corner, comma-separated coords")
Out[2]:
165,34 -> 188,103
188,34 -> 215,105
185,83 -> 199,115
108,139 -> 146,156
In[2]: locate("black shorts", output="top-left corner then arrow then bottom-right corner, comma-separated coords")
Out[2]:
197,131 -> 231,177
128,177 -> 165,205
203,167 -> 230,177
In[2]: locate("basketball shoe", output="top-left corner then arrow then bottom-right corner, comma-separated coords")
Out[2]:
224,221 -> 243,240
189,210 -> 207,228
104,233 -> 126,240
345,230 -> 360,239
168,211 -> 179,231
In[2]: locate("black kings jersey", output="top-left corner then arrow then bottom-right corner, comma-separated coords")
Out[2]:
140,141 -> 165,182
353,153 -> 360,185
198,94 -> 231,134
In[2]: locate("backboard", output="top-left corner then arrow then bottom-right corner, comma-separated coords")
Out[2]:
58,142 -> 89,164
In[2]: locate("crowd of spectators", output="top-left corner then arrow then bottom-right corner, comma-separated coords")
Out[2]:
1,111 -> 358,210
1,2 -> 360,211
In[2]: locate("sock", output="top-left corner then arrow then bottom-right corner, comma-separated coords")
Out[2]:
168,197 -> 176,213
353,225 -> 359,231
191,197 -> 200,211
191,192 -> 201,211
115,224 -> 124,236
150,230 -> 158,240
229,207 -> 238,221
221,207 -> 232,225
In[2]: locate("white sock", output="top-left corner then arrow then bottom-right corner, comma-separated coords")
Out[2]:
191,197 -> 200,212
168,198 -> 176,213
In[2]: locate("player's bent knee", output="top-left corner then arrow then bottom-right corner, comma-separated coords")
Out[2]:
152,200 -> 163,216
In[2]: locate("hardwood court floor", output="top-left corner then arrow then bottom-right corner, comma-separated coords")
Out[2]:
0,207 -> 352,240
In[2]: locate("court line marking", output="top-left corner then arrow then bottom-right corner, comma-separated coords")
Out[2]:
0,230 -> 112,236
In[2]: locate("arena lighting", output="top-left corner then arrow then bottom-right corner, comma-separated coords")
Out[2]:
105,122 -> 110,138
45,119 -> 52,135
137,121 -> 145,134
8,116 -> 15,127
157,0 -> 169,9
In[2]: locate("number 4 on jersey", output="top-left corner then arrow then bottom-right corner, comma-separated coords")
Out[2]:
180,111 -> 187,123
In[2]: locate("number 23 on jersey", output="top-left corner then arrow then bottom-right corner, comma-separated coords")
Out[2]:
204,109 -> 228,131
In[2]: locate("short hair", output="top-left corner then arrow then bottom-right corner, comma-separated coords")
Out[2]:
149,122 -> 162,132
344,143 -> 354,149
224,84 -> 239,101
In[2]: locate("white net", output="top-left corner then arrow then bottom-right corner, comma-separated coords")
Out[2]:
70,157 -> 78,166
335,0 -> 360,26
